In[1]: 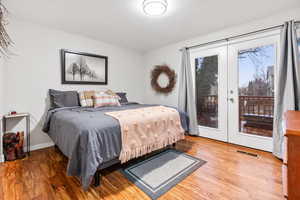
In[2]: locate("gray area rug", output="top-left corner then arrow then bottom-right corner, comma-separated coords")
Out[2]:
121,149 -> 206,200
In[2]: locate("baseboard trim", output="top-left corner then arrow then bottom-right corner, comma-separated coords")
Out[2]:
0,142 -> 54,163
28,142 -> 55,152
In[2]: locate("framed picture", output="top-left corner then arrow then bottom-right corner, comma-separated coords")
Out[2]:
61,49 -> 108,85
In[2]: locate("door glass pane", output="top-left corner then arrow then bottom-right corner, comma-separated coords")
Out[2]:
238,44 -> 275,137
298,39 -> 300,55
195,55 -> 218,128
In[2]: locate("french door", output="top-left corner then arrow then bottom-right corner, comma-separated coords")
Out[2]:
190,31 -> 280,151
190,43 -> 228,142
227,34 -> 280,151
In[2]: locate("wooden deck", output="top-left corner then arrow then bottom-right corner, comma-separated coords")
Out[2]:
0,136 -> 284,200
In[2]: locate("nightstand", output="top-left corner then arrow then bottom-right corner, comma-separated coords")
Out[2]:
2,113 -> 30,156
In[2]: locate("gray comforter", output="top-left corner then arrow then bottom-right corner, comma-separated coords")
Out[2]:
42,103 -> 189,189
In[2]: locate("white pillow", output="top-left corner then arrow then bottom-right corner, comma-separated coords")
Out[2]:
78,90 -> 95,107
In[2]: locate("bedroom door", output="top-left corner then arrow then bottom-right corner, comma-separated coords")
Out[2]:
190,43 -> 228,142
227,33 -> 280,151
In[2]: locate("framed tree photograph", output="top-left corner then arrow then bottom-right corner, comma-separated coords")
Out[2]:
61,49 -> 108,85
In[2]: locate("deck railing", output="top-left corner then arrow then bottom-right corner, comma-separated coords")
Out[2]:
196,95 -> 274,116
196,95 -> 218,113
239,96 -> 274,117
197,95 -> 274,135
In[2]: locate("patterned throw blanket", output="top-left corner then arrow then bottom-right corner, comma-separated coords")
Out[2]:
106,106 -> 185,163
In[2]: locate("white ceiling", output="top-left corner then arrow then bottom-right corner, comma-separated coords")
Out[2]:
4,0 -> 300,52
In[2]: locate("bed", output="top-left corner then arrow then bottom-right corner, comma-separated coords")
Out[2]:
42,102 -> 189,189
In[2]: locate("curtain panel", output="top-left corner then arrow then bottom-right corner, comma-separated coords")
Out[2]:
178,48 -> 199,135
273,20 -> 300,158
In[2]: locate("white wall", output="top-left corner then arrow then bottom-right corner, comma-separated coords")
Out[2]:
0,58 -> 4,161
0,58 -> 3,114
1,17 -> 145,150
1,7 -> 300,155
143,7 -> 300,107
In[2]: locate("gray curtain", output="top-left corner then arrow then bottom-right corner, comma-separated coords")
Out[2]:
178,48 -> 199,135
273,20 -> 300,158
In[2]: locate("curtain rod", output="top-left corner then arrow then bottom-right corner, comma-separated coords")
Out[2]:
180,20 -> 300,51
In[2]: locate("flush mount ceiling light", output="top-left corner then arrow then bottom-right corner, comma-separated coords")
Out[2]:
143,0 -> 168,16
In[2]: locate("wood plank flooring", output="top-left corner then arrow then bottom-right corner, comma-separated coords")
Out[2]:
0,136 -> 284,200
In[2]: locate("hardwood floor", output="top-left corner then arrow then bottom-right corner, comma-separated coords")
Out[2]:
0,136 -> 284,200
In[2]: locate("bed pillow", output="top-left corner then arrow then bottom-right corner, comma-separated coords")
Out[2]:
79,90 -> 96,107
116,92 -> 128,104
49,89 -> 79,108
93,92 -> 120,108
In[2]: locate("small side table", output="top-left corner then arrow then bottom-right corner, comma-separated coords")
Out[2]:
2,113 -> 30,156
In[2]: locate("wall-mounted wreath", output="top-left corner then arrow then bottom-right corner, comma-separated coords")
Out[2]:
151,65 -> 177,94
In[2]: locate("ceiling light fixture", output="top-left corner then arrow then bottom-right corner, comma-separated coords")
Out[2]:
143,0 -> 168,16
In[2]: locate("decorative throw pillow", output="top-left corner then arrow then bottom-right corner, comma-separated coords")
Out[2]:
79,90 -> 96,107
105,89 -> 121,100
93,92 -> 121,108
49,89 -> 79,108
116,92 -> 128,104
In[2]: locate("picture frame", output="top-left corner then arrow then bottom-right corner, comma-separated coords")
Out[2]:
61,49 -> 108,85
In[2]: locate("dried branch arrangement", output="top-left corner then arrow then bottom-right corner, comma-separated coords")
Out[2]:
0,1 -> 12,56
